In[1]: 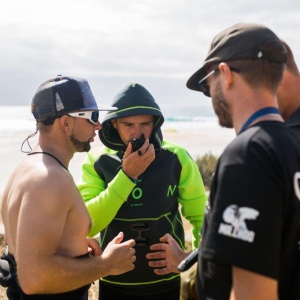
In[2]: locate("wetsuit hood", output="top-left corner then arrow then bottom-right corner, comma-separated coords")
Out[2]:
99,82 -> 164,152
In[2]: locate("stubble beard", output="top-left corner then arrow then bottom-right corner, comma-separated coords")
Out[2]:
212,81 -> 233,129
70,134 -> 91,152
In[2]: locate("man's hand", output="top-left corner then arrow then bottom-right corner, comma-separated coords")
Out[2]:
146,233 -> 189,275
101,232 -> 136,276
86,238 -> 102,256
122,139 -> 155,179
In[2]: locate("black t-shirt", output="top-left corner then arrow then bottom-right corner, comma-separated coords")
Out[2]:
197,121 -> 300,300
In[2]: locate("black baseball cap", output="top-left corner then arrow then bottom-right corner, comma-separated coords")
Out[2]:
186,23 -> 287,93
31,75 -> 117,124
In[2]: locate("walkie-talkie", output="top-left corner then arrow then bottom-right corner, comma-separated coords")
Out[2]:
131,134 -> 145,152
177,248 -> 199,272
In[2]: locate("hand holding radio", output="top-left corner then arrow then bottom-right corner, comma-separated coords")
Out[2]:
122,134 -> 155,180
131,134 -> 145,154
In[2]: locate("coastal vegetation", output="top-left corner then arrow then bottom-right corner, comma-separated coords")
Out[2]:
195,152 -> 219,190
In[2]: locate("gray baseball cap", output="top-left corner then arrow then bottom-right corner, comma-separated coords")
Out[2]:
31,75 -> 117,124
186,23 -> 287,93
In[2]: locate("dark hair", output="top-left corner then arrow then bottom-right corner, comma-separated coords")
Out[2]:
280,39 -> 299,75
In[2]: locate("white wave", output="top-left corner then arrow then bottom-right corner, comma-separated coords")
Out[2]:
0,105 -> 220,133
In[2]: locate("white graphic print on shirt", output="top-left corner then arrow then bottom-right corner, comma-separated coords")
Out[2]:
218,205 -> 259,243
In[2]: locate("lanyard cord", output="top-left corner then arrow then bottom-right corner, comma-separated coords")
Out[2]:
238,107 -> 281,135
28,151 -> 69,172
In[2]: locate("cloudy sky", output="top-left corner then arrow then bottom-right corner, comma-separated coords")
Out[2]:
1,0 -> 300,115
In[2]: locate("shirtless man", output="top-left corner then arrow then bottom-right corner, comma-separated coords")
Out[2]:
1,75 -> 136,299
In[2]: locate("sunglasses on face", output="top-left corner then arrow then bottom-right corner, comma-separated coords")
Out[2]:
68,111 -> 99,124
198,66 -> 240,97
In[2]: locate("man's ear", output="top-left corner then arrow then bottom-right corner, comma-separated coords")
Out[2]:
59,115 -> 71,130
219,63 -> 234,90
111,119 -> 117,129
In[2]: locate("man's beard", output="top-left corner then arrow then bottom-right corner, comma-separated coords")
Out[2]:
212,80 -> 233,128
70,134 -> 91,152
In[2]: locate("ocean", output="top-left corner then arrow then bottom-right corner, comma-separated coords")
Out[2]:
0,105 -> 235,194
0,104 -> 220,133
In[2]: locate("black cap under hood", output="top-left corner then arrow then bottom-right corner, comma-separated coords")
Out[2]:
99,82 -> 164,152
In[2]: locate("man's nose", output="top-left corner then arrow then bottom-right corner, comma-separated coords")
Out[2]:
94,121 -> 101,130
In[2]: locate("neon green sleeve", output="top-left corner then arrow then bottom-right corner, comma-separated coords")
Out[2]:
77,147 -> 135,237
163,141 -> 208,250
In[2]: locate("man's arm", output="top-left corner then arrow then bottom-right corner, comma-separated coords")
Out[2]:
77,147 -> 135,236
176,146 -> 207,248
230,266 -> 278,300
78,142 -> 155,236
16,169 -> 136,295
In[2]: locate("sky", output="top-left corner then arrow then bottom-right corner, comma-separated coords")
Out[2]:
1,0 -> 300,116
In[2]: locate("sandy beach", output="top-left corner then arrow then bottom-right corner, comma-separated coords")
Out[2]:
0,127 -> 235,191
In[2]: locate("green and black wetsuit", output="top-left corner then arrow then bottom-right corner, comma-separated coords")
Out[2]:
77,83 -> 207,297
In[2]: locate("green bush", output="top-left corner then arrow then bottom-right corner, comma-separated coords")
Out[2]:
195,152 -> 219,190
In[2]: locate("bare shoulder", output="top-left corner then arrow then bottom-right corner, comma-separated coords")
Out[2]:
2,156 -> 85,255
15,156 -> 78,210
3,155 -> 92,260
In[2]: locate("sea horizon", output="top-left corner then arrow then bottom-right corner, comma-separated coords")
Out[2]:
0,104 -> 220,133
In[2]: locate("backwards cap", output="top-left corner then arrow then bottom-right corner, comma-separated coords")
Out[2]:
31,75 -> 116,124
186,23 -> 287,92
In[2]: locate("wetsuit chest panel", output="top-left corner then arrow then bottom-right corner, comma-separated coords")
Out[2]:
96,149 -> 184,284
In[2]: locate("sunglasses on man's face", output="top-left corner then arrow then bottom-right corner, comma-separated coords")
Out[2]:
198,68 -> 219,97
198,66 -> 240,97
68,111 -> 99,124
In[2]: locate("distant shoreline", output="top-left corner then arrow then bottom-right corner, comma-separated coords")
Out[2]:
0,128 -> 235,193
